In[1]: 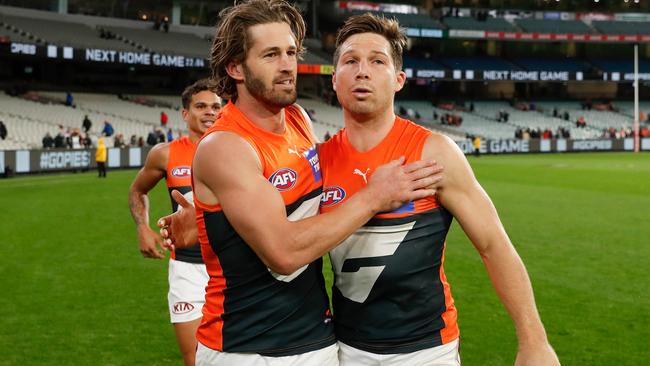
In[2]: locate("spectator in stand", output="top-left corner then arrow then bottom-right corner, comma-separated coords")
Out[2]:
114,134 -> 126,148
641,127 -> 650,137
102,121 -> 114,137
156,128 -> 166,143
81,133 -> 92,148
0,120 -> 6,140
130,135 -> 138,146
65,92 -> 74,107
162,17 -> 170,33
82,115 -> 92,133
563,111 -> 570,121
406,107 -> 415,120
70,129 -> 82,149
42,132 -> 54,148
324,131 -> 331,141
63,127 -> 72,148
138,136 -> 146,147
167,128 -> 174,142
54,130 -> 65,148
146,127 -> 158,146
160,111 -> 169,127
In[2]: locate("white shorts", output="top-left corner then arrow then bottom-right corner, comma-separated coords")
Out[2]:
196,342 -> 339,366
338,339 -> 460,366
167,258 -> 208,323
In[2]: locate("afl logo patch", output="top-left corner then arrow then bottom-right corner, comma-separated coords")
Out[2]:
269,168 -> 297,191
171,166 -> 191,178
321,186 -> 346,207
172,302 -> 194,314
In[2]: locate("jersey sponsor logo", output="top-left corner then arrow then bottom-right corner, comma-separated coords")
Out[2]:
172,302 -> 195,314
288,145 -> 302,157
303,145 -> 322,182
321,186 -> 346,207
269,168 -> 298,191
353,168 -> 370,184
171,166 -> 191,178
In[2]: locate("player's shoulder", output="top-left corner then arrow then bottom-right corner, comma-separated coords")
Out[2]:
197,130 -> 258,161
423,132 -> 463,160
146,142 -> 171,166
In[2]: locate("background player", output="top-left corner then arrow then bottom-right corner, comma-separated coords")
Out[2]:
128,79 -> 222,366
319,13 -> 559,365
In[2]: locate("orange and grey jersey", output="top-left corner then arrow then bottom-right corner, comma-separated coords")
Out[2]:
319,117 -> 459,354
193,101 -> 334,356
165,136 -> 202,264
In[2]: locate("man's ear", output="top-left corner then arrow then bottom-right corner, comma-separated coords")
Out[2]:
395,70 -> 406,92
226,61 -> 244,81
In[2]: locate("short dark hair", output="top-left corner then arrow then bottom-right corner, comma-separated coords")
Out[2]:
181,79 -> 218,109
333,13 -> 407,71
209,0 -> 306,100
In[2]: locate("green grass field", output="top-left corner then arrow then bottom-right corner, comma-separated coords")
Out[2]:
1,152 -> 648,365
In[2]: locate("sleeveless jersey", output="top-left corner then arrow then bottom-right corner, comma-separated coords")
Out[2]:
319,116 -> 459,354
165,136 -> 202,264
194,101 -> 334,356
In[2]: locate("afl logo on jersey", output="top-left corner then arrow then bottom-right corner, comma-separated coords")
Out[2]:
321,186 -> 346,207
269,168 -> 297,191
171,166 -> 191,178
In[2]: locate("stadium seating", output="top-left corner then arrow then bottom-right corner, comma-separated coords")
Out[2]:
100,25 -> 209,57
395,100 -> 514,140
439,57 -> 519,71
589,59 -> 650,73
0,16 -> 37,43
514,58 -> 588,73
372,12 -> 443,30
0,13 -> 139,51
515,19 -> 594,34
592,20 -> 650,35
442,16 -> 517,32
477,101 -> 598,139
0,91 -> 187,149
403,56 -> 447,70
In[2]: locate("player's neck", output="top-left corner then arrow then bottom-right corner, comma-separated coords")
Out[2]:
344,108 -> 395,153
234,91 -> 286,135
188,131 -> 201,145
